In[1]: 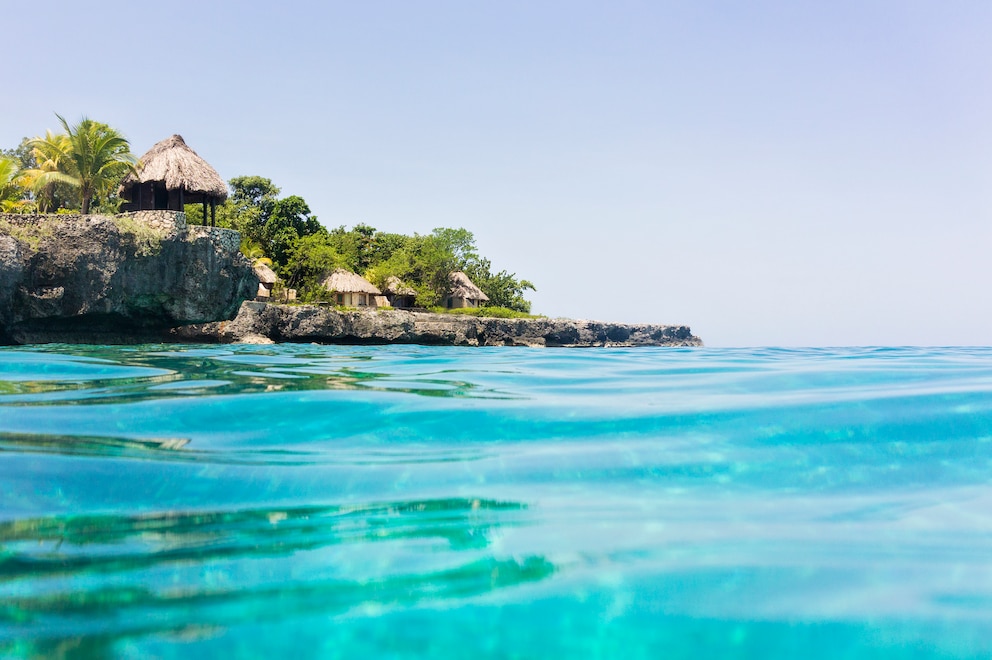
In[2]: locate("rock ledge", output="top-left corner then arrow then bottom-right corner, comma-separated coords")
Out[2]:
0,212 -> 257,344
175,302 -> 702,347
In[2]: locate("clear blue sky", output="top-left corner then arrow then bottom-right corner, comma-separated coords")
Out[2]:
4,1 -> 990,346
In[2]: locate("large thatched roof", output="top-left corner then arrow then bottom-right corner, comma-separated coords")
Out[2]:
322,269 -> 381,294
253,262 -> 277,285
449,271 -> 489,301
120,135 -> 227,199
383,275 -> 417,297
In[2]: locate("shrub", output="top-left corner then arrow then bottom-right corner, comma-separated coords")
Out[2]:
439,306 -> 541,319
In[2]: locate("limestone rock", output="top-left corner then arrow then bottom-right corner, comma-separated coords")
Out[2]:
0,212 -> 257,344
176,303 -> 703,347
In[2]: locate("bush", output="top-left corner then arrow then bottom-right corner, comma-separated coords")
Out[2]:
437,306 -> 540,319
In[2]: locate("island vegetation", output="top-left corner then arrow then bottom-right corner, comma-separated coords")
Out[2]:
2,116 -> 536,313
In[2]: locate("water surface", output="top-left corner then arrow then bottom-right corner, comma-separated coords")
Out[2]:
2,344 -> 992,657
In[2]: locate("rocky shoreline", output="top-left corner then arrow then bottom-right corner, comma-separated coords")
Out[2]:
1,212 -> 702,347
174,302 -> 702,348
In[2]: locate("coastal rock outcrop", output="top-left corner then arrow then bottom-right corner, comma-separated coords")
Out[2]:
175,302 -> 702,347
0,212 -> 257,344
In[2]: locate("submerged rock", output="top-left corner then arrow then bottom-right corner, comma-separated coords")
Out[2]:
176,302 -> 703,347
0,212 -> 257,344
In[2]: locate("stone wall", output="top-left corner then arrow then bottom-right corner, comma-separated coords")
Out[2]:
0,210 -> 187,231
114,210 -> 187,230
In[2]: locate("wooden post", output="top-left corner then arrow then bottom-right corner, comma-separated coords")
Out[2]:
211,199 -> 216,226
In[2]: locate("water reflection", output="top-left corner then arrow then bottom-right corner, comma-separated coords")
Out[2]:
0,432 -> 192,459
0,345 -> 519,405
0,498 -> 553,645
0,431 -> 495,467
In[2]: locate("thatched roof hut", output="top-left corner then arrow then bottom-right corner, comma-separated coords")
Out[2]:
383,276 -> 416,297
322,269 -> 381,294
254,262 -> 277,285
449,271 -> 488,301
322,269 -> 381,307
119,135 -> 227,223
253,262 -> 277,300
447,271 -> 489,308
383,275 -> 417,308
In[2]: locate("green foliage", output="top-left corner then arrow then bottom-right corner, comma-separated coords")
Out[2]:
19,130 -> 72,212
26,114 -> 136,214
264,195 -> 322,264
323,224 -> 371,273
277,223 -> 536,312
1,140 -> 37,211
183,203 -> 205,225
227,175 -> 280,243
0,157 -> 29,212
438,306 -> 540,319
1,138 -> 37,171
89,191 -> 125,215
231,175 -> 281,208
464,258 -> 536,313
431,227 -> 480,265
282,232 -> 343,290
177,170 -> 536,313
296,284 -> 331,304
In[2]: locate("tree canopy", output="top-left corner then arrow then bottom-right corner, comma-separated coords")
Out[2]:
26,115 -> 136,214
187,174 -> 536,311
0,157 -> 28,212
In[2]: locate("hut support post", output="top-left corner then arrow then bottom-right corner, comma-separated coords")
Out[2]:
202,201 -> 208,226
211,200 -> 216,226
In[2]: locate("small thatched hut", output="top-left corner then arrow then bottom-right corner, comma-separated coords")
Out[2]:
322,268 -> 381,307
119,135 -> 227,224
383,276 -> 417,308
446,271 -> 489,309
254,262 -> 277,300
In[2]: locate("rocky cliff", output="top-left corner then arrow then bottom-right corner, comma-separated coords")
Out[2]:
0,212 -> 257,344
175,302 -> 702,347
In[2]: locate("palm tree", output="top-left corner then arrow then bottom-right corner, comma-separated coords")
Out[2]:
21,129 -> 69,212
27,115 -> 137,214
0,156 -> 29,211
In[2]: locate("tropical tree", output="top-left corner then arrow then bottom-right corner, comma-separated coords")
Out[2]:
1,138 -> 37,172
20,130 -> 70,212
26,115 -> 136,214
228,175 -> 280,243
282,232 -> 344,291
0,156 -> 29,211
263,195 -> 322,264
464,258 -> 536,312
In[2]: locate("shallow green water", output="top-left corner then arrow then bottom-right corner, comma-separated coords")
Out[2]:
2,344 -> 992,657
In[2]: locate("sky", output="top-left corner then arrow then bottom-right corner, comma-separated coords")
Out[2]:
3,1 -> 990,346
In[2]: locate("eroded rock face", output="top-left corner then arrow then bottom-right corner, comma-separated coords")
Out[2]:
0,212 -> 257,344
176,303 -> 703,347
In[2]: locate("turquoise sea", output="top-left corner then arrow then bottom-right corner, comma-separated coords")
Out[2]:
2,344 -> 992,658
